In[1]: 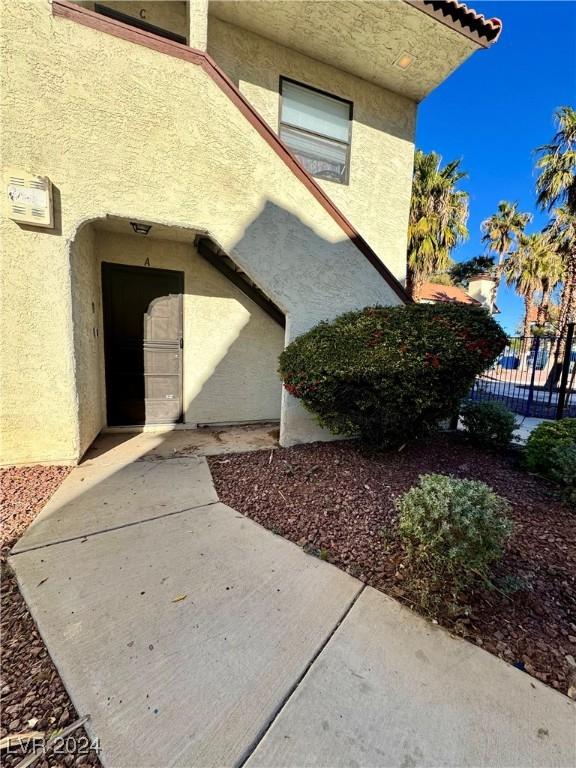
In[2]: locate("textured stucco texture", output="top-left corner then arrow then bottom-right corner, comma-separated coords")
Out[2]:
209,0 -> 479,101
208,16 -> 416,282
77,1 -> 189,39
78,1 -> 209,51
0,0 -> 403,465
72,225 -> 284,457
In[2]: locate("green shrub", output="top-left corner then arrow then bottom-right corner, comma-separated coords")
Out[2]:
279,303 -> 507,446
549,444 -> 576,507
396,474 -> 513,594
460,401 -> 517,449
523,418 -> 576,477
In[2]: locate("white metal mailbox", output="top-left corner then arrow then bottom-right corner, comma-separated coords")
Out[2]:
5,169 -> 54,228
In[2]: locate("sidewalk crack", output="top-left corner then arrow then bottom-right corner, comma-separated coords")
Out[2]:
235,582 -> 366,768
9,500 -> 220,556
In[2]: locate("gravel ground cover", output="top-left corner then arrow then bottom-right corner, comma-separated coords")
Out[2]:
209,433 -> 576,697
1,465 -> 102,768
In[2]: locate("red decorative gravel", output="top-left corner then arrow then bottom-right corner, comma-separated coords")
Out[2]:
1,465 -> 102,767
1,466 -> 70,562
209,433 -> 576,696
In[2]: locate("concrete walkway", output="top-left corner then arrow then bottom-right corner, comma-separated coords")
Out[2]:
512,416 -> 549,444
10,431 -> 575,768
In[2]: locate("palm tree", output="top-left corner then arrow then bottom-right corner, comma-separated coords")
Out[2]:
407,150 -> 469,297
481,201 -> 532,312
536,106 -> 576,214
534,233 -> 564,325
547,205 -> 576,334
504,234 -> 549,339
536,106 -> 576,337
449,254 -> 495,287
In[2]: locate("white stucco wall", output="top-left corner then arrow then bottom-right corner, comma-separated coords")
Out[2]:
468,277 -> 496,311
207,16 -> 416,282
0,0 -> 403,465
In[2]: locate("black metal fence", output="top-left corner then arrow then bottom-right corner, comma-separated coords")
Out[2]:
469,322 -> 576,420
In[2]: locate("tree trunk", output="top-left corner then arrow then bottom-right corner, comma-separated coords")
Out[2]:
537,286 -> 551,325
522,295 -> 534,340
558,250 -> 576,339
490,253 -> 506,314
545,254 -> 575,391
407,269 -> 424,301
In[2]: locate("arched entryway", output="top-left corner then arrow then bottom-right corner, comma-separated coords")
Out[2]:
70,216 -> 285,458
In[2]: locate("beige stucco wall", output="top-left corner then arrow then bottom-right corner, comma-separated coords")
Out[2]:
70,221 -> 103,454
189,0 -> 208,49
0,0 -> 402,465
99,231 -> 282,432
209,1 -> 480,102
71,226 -> 284,458
207,16 -> 416,282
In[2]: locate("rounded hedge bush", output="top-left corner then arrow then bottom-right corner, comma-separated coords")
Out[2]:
523,418 -> 576,477
397,473 -> 513,591
549,444 -> 576,507
460,401 -> 517,450
279,303 -> 507,446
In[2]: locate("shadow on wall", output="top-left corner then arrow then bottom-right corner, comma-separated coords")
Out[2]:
70,198 -> 399,459
180,291 -> 283,427
227,201 -> 399,333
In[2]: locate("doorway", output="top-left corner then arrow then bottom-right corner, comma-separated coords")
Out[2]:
102,262 -> 184,426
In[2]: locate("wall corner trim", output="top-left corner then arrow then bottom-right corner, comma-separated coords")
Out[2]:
51,0 -> 411,304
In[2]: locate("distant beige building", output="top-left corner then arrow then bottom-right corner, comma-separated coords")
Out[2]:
467,274 -> 500,314
0,0 -> 501,465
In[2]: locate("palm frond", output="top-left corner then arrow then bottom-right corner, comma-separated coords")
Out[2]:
407,150 -> 470,294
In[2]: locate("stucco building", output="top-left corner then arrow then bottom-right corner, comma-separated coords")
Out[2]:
0,0 -> 500,465
417,275 -> 500,314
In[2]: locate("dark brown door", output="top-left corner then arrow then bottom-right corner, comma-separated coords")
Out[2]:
102,263 -> 184,426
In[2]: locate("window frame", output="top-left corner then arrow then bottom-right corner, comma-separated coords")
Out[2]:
278,76 -> 353,186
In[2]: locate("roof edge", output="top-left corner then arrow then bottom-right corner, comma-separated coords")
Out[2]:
403,0 -> 502,49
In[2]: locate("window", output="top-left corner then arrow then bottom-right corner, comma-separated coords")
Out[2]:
94,4 -> 187,45
279,78 -> 352,185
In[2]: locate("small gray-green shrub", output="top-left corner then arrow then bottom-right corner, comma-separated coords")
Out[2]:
396,474 -> 513,598
460,401 -> 517,450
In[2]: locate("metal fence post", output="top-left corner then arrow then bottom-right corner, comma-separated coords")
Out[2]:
525,335 -> 540,418
556,322 -> 575,420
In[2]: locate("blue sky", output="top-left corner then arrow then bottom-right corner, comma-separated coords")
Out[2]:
416,0 -> 576,334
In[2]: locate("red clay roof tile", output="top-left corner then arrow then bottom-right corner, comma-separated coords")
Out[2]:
416,282 -> 483,305
405,0 -> 502,46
